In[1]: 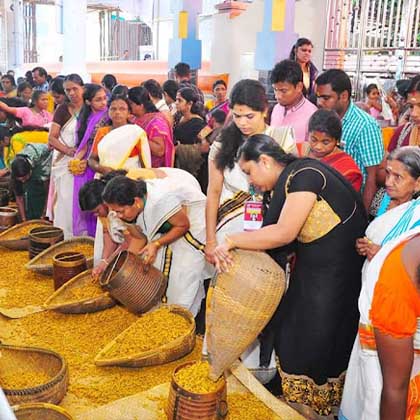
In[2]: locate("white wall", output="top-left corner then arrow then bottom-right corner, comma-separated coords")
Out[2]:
207,0 -> 327,87
295,0 -> 327,70
8,0 -> 327,78
209,0 -> 264,86
86,10 -> 100,61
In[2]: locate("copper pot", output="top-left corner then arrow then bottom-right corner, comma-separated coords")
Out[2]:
53,252 -> 87,290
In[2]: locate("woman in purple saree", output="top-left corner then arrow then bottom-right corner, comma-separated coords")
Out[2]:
71,84 -> 108,237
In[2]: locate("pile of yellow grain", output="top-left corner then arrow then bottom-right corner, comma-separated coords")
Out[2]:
0,248 -> 203,408
50,279 -> 104,304
39,243 -> 94,265
67,283 -> 104,300
104,307 -> 191,358
175,361 -> 223,394
4,307 -> 202,406
0,222 -> 48,239
227,393 -> 279,419
0,370 -> 51,389
0,251 -> 52,308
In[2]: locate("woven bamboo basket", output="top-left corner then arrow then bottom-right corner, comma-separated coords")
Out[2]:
13,402 -> 73,420
0,220 -> 52,251
99,250 -> 167,313
94,305 -> 195,368
207,250 -> 286,381
44,269 -> 116,314
25,237 -> 94,276
0,343 -> 69,405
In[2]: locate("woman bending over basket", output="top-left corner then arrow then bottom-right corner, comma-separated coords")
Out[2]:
79,170 -> 147,279
213,134 -> 367,418
102,168 -> 213,316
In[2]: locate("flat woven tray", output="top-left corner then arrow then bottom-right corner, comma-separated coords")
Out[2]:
0,343 -> 69,406
13,402 -> 73,420
25,236 -> 94,276
44,269 -> 116,314
94,305 -> 195,368
0,220 -> 52,250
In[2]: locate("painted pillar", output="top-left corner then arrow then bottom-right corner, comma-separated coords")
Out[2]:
168,0 -> 202,71
255,0 -> 298,71
62,0 -> 89,81
6,0 -> 24,72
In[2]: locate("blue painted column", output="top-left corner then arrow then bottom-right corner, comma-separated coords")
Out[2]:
255,0 -> 298,71
168,0 -> 203,71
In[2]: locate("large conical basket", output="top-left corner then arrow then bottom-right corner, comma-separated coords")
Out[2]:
207,250 -> 285,381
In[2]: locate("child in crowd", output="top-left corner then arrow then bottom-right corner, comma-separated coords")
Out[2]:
365,83 -> 382,119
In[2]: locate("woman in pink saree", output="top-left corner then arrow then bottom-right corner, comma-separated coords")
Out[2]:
128,86 -> 174,168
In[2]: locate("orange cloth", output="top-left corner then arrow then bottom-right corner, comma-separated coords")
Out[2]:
91,126 -> 139,157
370,242 -> 420,419
370,242 -> 420,338
382,126 -> 396,151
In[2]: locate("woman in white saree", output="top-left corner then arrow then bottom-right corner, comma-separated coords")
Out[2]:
88,95 -> 151,264
48,74 -> 84,238
103,169 -> 212,317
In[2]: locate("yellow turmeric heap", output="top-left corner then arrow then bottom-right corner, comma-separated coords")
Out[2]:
0,249 -> 204,407
63,283 -> 104,301
227,393 -> 279,419
39,243 -> 94,265
0,251 -> 51,308
0,370 -> 51,389
104,307 -> 191,358
175,361 -> 224,394
0,222 -> 48,239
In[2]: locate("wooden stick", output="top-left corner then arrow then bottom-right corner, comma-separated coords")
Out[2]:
104,251 -> 122,285
56,252 -> 84,261
32,229 -> 62,237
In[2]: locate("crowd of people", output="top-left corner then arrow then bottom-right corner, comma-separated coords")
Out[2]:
1,36 -> 420,419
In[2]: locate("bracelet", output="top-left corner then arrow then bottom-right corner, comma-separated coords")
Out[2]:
100,258 -> 108,265
224,234 -> 235,249
206,239 -> 217,245
153,240 -> 162,249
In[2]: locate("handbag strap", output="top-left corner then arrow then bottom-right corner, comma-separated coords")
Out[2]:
284,166 -> 327,197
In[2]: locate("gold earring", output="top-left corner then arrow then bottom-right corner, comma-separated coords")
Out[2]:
135,202 -> 141,209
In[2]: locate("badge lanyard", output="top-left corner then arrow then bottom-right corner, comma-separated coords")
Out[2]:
243,185 -> 263,231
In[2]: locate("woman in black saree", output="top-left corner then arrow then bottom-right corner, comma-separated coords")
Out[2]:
213,134 -> 367,418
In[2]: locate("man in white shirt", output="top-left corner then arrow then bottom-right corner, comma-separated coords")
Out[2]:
142,79 -> 170,112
